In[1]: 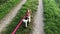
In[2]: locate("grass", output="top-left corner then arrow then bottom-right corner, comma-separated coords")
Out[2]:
0,0 -> 21,19
55,0 -> 60,8
0,0 -> 8,5
1,0 -> 38,34
43,0 -> 60,34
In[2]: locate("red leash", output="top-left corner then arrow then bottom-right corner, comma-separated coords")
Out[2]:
12,16 -> 25,34
12,11 -> 30,34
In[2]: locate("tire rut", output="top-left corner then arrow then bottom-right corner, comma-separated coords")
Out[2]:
0,0 -> 26,33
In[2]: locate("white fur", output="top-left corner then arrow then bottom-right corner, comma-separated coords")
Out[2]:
22,15 -> 31,27
23,19 -> 28,27
28,16 -> 31,23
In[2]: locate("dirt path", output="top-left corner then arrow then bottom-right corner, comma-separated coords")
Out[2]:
0,0 -> 26,33
32,0 -> 45,34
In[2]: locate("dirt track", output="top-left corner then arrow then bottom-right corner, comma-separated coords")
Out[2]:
32,0 -> 45,34
0,0 -> 26,33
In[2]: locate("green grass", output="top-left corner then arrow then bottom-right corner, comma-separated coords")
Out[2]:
1,0 -> 38,34
55,0 -> 60,8
0,0 -> 8,4
0,0 -> 21,19
43,0 -> 60,34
